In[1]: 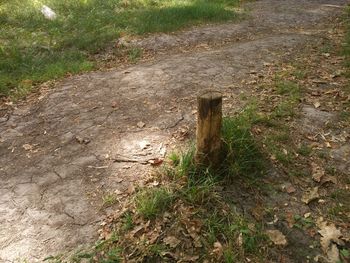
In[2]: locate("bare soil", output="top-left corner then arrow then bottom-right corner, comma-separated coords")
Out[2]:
0,0 -> 349,262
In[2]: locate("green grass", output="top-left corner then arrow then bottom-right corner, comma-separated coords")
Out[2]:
102,193 -> 118,207
297,143 -> 312,156
135,186 -> 174,219
0,0 -> 240,97
272,80 -> 301,118
222,104 -> 266,179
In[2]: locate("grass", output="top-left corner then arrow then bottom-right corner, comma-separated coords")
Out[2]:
102,193 -> 118,207
58,105 -> 270,262
222,103 -> 266,177
297,143 -> 312,156
271,80 -> 301,118
135,186 -> 174,219
44,233 -> 121,263
0,0 -> 241,97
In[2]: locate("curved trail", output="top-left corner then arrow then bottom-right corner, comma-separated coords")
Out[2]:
0,0 -> 348,261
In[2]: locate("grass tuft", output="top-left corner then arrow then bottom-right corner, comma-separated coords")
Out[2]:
222,105 -> 266,179
135,187 -> 174,219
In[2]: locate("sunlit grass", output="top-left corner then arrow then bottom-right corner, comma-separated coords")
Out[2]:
0,0 -> 240,97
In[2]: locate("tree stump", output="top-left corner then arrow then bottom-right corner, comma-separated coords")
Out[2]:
195,91 -> 223,168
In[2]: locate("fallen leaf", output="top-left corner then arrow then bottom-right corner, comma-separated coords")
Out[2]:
301,187 -> 319,204
327,244 -> 340,263
282,183 -> 296,194
163,236 -> 181,248
318,223 -> 343,253
266,230 -> 287,246
22,144 -> 33,151
237,232 -> 243,246
213,241 -> 223,256
75,136 -> 90,144
321,175 -> 337,184
304,212 -> 311,218
285,212 -> 295,228
313,101 -> 321,108
148,158 -> 163,166
311,163 -> 325,182
137,121 -> 145,128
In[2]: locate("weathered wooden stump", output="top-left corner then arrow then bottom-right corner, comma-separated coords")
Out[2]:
195,91 -> 223,168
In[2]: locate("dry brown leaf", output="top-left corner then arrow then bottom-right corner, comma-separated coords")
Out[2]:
266,230 -> 287,246
318,223 -> 342,253
148,158 -> 163,166
137,121 -> 146,128
327,244 -> 340,263
301,187 -> 319,204
321,175 -> 337,185
313,101 -> 321,108
311,162 -> 325,182
22,144 -> 33,151
237,232 -> 243,247
213,241 -> 223,256
163,236 -> 181,248
285,212 -> 295,228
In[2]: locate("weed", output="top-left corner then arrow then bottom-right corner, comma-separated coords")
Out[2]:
222,105 -> 266,179
340,249 -> 350,259
275,80 -> 300,98
127,47 -> 142,63
328,189 -> 350,222
135,187 -> 174,219
147,243 -> 167,258
204,210 -> 266,256
273,101 -> 297,118
121,211 -> 134,231
293,215 -> 314,230
271,80 -> 301,119
297,143 -> 312,156
288,169 -> 308,177
168,152 -> 180,167
102,193 -> 117,207
316,149 -> 329,159
339,110 -> 350,121
292,69 -> 307,80
223,249 -> 237,263
182,175 -> 219,205
178,145 -> 196,177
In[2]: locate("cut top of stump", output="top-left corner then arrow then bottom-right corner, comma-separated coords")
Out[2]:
198,91 -> 222,118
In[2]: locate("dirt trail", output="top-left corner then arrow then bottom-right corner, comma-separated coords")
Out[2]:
0,0 -> 348,262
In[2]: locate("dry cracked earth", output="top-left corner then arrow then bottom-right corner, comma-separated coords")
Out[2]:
0,0 -> 349,262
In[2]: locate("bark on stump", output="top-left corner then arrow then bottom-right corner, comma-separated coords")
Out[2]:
195,91 -> 223,168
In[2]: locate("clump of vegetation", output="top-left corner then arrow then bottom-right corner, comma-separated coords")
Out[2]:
135,187 -> 174,219
50,105 -> 271,263
0,0 -> 241,97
